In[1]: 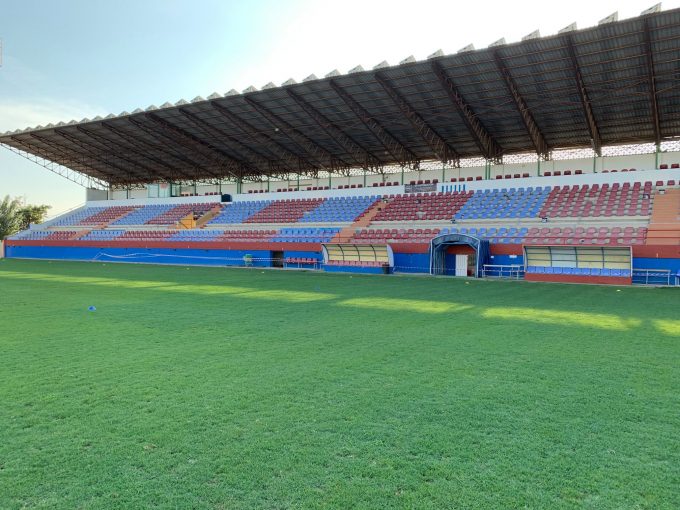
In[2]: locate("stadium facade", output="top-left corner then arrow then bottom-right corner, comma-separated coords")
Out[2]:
2,6 -> 679,285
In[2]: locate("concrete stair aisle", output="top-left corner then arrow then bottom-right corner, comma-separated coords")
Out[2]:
195,205 -> 223,228
70,230 -> 92,240
646,189 -> 680,245
331,199 -> 388,243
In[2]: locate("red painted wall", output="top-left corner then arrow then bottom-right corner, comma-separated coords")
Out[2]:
525,273 -> 632,285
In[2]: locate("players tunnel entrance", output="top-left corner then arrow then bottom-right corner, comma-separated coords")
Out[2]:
429,234 -> 490,277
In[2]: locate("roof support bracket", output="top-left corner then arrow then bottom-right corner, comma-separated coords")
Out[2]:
210,101 -> 308,175
430,61 -> 503,164
643,18 -> 661,145
143,112 -> 246,180
243,96 -> 350,173
374,72 -> 459,166
285,89 -> 383,170
493,51 -> 550,160
175,108 -> 284,178
329,79 -> 418,168
565,36 -> 602,156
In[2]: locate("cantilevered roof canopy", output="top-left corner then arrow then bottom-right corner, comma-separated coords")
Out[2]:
2,7 -> 680,187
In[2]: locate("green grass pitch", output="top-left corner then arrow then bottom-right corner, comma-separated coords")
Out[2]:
0,258 -> 678,509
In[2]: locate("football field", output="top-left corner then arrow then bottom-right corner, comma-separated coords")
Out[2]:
0,258 -> 678,509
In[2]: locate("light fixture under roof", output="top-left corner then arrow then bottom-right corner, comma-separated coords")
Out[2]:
348,65 -> 364,74
373,60 -> 389,70
489,38 -> 506,47
207,92 -> 221,99
457,44 -> 474,54
558,22 -> 577,34
282,78 -> 297,86
427,49 -> 444,59
599,11 -> 618,25
191,96 -> 204,102
400,55 -> 416,65
302,74 -> 318,82
641,3 -> 661,15
325,69 -> 340,78
242,85 -> 258,93
225,89 -> 239,96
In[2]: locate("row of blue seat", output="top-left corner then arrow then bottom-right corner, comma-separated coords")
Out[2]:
527,266 -> 632,277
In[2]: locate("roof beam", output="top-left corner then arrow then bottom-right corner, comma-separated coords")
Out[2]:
642,17 -> 661,145
492,51 -> 550,159
564,36 -> 602,156
54,128 -> 153,183
176,108 -> 287,177
143,112 -> 247,179
3,140 -> 109,189
430,61 -> 503,163
99,122 -> 197,182
76,126 -> 176,182
285,89 -> 382,170
243,96 -> 351,172
375,72 -> 459,166
329,79 -> 418,167
127,117 -> 230,181
210,101 -> 308,174
22,133 -> 118,184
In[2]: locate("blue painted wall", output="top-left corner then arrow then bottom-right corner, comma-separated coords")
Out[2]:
489,254 -> 524,266
633,257 -> 680,273
5,245 -> 273,267
393,253 -> 430,273
283,250 -> 321,260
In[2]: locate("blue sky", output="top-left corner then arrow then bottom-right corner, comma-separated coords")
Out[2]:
1,0 -> 675,214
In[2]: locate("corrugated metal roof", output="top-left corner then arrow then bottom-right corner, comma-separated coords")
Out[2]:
2,7 -> 680,186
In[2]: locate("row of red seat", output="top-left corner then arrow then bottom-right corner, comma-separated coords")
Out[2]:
326,260 -> 385,267
79,206 -> 137,225
285,257 -> 317,265
373,191 -> 472,222
147,203 -> 217,225
245,198 -> 324,223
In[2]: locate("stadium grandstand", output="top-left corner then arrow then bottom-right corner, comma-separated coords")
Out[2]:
2,5 -> 680,286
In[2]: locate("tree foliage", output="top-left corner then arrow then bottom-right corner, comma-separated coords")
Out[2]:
0,196 -> 51,240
